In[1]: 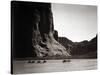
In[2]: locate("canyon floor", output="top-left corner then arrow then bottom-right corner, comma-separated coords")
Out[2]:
13,59 -> 97,74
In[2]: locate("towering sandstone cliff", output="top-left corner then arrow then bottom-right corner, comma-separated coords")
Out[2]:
32,3 -> 70,58
12,1 -> 70,58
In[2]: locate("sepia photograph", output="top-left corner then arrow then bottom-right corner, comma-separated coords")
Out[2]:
11,1 -> 97,74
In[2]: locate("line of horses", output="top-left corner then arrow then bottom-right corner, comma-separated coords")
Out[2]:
28,59 -> 70,63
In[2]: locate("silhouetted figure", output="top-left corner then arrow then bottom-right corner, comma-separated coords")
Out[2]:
43,60 -> 47,63
63,60 -> 67,63
37,60 -> 41,63
31,60 -> 35,63
62,59 -> 70,63
28,60 -> 32,63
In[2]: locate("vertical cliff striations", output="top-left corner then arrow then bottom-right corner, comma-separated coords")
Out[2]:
32,3 -> 70,58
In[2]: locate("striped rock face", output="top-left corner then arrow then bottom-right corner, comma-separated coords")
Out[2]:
32,3 -> 70,58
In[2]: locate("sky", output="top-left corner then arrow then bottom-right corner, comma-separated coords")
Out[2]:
52,3 -> 97,42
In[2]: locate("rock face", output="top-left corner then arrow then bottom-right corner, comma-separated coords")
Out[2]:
58,36 -> 97,58
58,37 -> 74,55
71,35 -> 97,58
32,3 -> 70,58
12,1 -> 70,58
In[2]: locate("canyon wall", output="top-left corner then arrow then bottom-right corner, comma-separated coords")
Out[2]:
32,3 -> 70,58
12,1 -> 70,58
